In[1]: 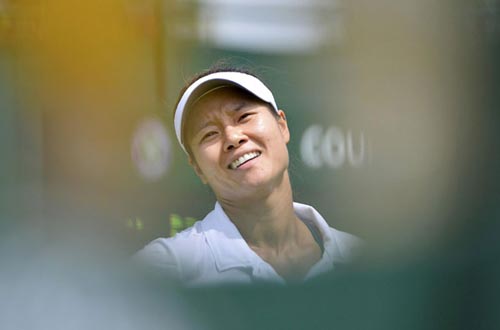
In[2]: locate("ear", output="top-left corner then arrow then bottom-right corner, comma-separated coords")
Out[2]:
188,156 -> 208,184
277,110 -> 290,144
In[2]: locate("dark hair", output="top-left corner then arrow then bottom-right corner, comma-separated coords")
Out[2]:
175,61 -> 279,158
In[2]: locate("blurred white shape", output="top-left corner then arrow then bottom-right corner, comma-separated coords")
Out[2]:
300,125 -> 367,169
198,0 -> 333,7
131,117 -> 172,181
194,0 -> 342,53
301,125 -> 324,169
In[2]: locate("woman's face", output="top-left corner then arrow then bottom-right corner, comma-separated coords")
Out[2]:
184,86 -> 290,203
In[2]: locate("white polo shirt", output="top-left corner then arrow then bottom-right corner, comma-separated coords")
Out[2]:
135,202 -> 361,287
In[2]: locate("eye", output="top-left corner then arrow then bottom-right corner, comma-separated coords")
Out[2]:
201,130 -> 218,142
238,112 -> 253,122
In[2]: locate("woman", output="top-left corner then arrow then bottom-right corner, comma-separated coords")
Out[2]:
135,65 -> 361,286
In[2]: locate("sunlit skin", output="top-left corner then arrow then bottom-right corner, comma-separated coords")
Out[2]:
184,86 -> 321,282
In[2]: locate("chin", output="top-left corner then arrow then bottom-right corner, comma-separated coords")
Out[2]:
240,176 -> 282,194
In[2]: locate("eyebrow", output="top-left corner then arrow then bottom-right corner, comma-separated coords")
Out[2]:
190,121 -> 214,143
231,101 -> 247,112
190,100 -> 257,141
196,101 -> 248,128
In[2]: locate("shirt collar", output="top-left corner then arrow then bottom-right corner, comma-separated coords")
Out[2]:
292,202 -> 343,279
201,202 -> 260,272
201,201 -> 343,274
291,202 -> 345,263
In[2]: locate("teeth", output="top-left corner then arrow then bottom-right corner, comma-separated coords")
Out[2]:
229,152 -> 260,169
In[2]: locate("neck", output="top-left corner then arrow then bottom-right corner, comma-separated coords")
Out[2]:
218,173 -> 299,251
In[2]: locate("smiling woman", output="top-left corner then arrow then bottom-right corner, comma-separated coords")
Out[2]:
185,86 -> 290,204
134,64 -> 362,286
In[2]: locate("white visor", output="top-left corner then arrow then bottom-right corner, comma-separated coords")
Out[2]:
174,71 -> 278,153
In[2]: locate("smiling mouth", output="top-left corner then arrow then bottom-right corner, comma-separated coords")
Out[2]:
228,151 -> 261,169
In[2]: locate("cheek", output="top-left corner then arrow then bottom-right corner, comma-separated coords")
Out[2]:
253,117 -> 278,137
255,118 -> 286,143
193,146 -> 221,174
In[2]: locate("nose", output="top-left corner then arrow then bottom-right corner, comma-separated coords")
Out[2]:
223,125 -> 247,151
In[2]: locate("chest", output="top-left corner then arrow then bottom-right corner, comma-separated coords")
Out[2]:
251,244 -> 322,283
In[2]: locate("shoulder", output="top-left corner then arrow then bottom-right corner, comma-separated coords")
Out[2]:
329,227 -> 364,263
293,201 -> 363,263
133,221 -> 210,279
